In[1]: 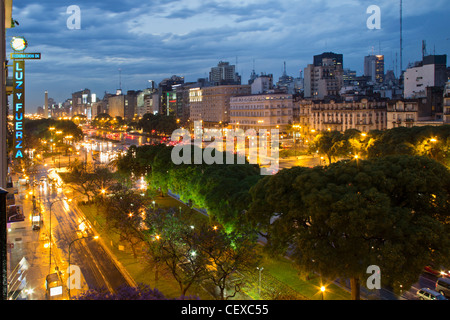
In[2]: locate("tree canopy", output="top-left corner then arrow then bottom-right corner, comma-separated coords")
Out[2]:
247,155 -> 450,299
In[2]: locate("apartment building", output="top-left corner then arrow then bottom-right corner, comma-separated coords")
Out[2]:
189,85 -> 251,125
296,98 -> 387,133
304,52 -> 344,99
229,93 -> 293,131
386,100 -> 419,129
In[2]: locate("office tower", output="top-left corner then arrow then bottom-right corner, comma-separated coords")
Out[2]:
364,55 -> 385,84
209,61 -> 241,86
304,52 -> 344,99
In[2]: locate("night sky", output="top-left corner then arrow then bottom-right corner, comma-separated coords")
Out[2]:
6,0 -> 450,112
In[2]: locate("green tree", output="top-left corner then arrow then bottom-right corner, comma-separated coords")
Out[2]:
199,226 -> 261,300
310,130 -> 349,164
248,155 -> 450,300
144,208 -> 209,296
103,190 -> 149,258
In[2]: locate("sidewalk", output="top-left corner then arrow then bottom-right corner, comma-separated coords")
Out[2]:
7,170 -> 71,300
7,181 -> 49,300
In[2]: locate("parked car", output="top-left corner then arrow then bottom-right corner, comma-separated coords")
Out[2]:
435,277 -> 450,297
416,288 -> 447,300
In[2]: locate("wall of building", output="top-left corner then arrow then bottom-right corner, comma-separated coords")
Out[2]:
230,93 -> 293,131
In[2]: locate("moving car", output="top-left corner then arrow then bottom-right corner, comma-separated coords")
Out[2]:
424,265 -> 450,278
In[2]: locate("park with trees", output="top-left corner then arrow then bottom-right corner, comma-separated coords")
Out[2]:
62,124 -> 450,300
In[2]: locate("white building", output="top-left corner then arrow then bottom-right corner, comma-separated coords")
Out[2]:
251,74 -> 273,94
404,55 -> 447,99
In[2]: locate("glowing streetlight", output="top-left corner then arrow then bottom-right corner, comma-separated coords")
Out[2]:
320,286 -> 326,300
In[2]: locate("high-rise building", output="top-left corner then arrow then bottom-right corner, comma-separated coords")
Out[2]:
209,61 -> 241,86
107,90 -> 140,120
136,88 -> 159,118
304,52 -> 344,99
71,88 -> 91,116
313,52 -> 343,67
158,75 -> 185,116
364,55 -> 385,84
189,84 -> 251,125
404,54 -> 447,99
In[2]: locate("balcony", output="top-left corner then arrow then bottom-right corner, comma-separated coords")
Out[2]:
322,120 -> 343,125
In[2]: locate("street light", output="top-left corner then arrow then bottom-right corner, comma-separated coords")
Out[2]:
320,286 -> 326,300
257,267 -> 264,298
68,234 -> 99,299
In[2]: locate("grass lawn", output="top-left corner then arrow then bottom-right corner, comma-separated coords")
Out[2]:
77,193 -> 351,301
78,202 -> 212,300
259,254 -> 351,300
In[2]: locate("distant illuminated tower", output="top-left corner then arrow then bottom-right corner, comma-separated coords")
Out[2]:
364,55 -> 385,84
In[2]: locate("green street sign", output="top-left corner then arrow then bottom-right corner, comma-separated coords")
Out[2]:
10,52 -> 41,60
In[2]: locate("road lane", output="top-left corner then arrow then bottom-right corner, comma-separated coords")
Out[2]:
43,188 -> 132,297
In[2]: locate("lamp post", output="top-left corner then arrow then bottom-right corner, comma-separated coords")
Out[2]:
320,286 -> 326,300
257,267 -> 264,298
68,234 -> 99,299
47,197 -> 77,273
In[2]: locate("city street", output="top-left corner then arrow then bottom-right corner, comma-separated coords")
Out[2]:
7,156 -> 134,299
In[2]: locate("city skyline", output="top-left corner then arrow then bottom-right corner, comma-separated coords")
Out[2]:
6,0 -> 450,112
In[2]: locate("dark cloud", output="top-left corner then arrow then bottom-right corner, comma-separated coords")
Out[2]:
6,0 -> 450,111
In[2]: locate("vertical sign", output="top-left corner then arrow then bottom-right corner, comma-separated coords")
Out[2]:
13,60 -> 25,159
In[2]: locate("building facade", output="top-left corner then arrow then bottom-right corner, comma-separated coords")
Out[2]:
404,55 -> 447,99
158,75 -> 185,116
189,85 -> 251,126
386,100 -> 419,129
209,61 -> 241,86
71,88 -> 92,116
304,52 -> 344,99
136,88 -> 159,118
107,90 -> 139,121
296,98 -> 387,133
444,81 -> 450,125
364,55 -> 385,84
229,93 -> 293,131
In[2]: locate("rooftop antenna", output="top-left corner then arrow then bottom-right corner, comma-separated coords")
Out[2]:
118,68 -> 122,90
422,40 -> 427,59
400,0 -> 403,74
